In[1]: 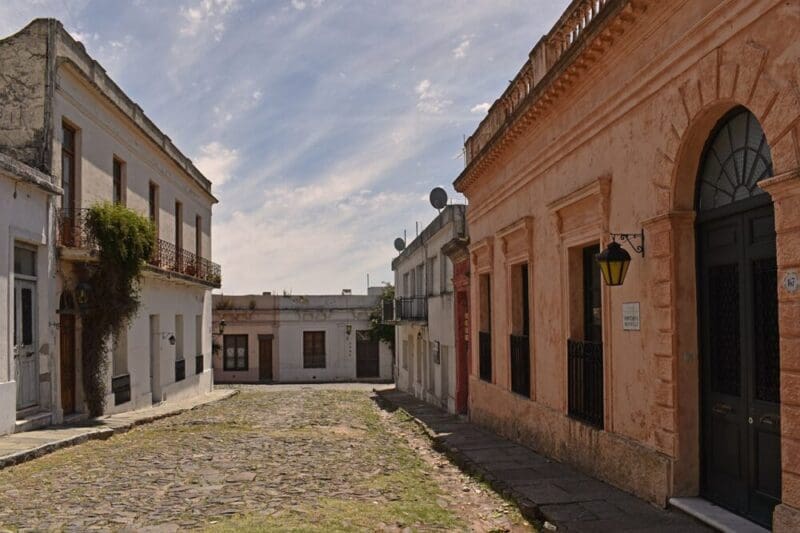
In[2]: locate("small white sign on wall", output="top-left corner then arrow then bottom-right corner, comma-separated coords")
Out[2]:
622,302 -> 640,331
783,271 -> 799,294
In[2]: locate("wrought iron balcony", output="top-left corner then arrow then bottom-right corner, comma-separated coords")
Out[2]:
567,339 -> 604,428
396,297 -> 427,322
175,359 -> 186,382
57,208 -> 222,288
195,354 -> 204,375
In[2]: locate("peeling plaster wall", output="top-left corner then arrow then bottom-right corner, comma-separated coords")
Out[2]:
0,21 -> 51,171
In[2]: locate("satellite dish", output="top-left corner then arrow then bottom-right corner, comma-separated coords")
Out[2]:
429,187 -> 448,210
394,238 -> 406,252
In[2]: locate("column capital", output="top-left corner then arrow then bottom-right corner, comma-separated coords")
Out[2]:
760,168 -> 800,200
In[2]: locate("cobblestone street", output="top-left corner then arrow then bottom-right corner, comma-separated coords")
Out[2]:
0,385 -> 533,532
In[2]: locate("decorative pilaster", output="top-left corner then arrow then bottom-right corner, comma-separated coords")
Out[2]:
760,169 -> 800,531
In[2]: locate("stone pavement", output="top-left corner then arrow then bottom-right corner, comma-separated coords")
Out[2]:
0,388 -> 236,470
377,388 -> 711,533
0,385 -> 532,531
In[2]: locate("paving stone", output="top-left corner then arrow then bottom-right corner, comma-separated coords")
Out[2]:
377,388 -> 712,532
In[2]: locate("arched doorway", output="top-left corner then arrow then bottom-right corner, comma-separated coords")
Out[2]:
696,107 -> 781,527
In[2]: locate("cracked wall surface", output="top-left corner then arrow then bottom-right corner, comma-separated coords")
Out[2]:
0,21 -> 50,172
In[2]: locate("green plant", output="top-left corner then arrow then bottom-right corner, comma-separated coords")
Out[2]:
80,202 -> 156,416
367,283 -> 395,351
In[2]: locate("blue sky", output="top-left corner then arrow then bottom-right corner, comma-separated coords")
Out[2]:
1,0 -> 568,294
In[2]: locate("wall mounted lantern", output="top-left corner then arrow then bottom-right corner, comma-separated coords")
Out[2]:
596,231 -> 645,287
160,332 -> 177,346
218,319 -> 226,335
346,324 -> 352,335
75,282 -> 92,312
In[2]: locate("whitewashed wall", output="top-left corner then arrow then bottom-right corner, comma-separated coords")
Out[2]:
0,173 -> 56,435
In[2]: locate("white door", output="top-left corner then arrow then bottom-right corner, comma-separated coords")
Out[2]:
14,279 -> 38,409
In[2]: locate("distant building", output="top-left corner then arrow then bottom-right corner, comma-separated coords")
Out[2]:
0,19 -> 221,432
389,205 -> 467,413
212,290 -> 393,383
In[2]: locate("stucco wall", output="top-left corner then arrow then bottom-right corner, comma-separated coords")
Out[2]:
393,210 -> 461,413
0,172 -> 55,435
0,21 -> 51,170
54,66 -> 213,256
456,0 -> 800,513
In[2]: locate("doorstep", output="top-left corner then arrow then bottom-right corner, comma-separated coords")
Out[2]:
670,497 -> 770,533
14,410 -> 52,433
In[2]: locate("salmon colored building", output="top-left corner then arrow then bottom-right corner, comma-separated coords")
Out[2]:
453,0 -> 800,529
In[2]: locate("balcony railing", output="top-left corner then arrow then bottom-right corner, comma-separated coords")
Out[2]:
57,208 -> 221,287
195,354 -> 204,375
396,297 -> 427,322
479,331 -> 492,382
567,339 -> 604,428
464,0 -> 613,165
510,334 -> 530,397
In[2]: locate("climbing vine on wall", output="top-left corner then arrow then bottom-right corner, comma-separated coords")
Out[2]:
80,203 -> 155,416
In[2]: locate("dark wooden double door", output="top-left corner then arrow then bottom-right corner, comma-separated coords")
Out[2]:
697,201 -> 781,527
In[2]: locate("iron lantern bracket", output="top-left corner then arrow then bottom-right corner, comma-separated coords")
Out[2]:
609,230 -> 645,257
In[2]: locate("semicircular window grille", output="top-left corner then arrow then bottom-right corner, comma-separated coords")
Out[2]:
697,108 -> 773,211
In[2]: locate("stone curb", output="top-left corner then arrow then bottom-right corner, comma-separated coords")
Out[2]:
373,390 -> 546,527
0,389 -> 239,471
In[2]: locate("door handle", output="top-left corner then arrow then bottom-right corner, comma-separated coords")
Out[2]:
712,403 -> 732,415
760,415 -> 778,426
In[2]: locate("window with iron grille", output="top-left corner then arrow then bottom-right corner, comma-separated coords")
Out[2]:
303,331 -> 326,368
223,334 -> 248,371
510,263 -> 530,397
567,244 -> 604,427
479,273 -> 492,382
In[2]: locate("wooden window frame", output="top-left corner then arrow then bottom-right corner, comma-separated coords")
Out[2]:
112,156 -> 126,205
62,122 -> 77,211
223,334 -> 248,371
303,330 -> 326,369
148,181 -> 160,235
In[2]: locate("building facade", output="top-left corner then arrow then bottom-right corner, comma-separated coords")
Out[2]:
0,154 -> 61,435
453,0 -> 800,529
391,205 -> 466,414
0,19 -> 221,429
213,291 -> 392,383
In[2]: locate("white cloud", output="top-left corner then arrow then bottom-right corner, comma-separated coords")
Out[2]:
470,102 -> 491,114
452,38 -> 470,59
415,79 -> 452,114
180,0 -> 239,41
291,0 -> 306,9
193,142 -> 239,187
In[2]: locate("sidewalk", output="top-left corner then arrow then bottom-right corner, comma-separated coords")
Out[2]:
376,388 -> 710,532
0,388 -> 237,470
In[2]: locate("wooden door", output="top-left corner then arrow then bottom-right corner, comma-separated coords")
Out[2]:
698,204 -> 780,527
59,314 -> 76,414
259,337 -> 273,381
356,331 -> 380,378
15,279 -> 38,409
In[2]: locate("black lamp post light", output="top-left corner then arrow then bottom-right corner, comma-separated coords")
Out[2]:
595,231 -> 645,287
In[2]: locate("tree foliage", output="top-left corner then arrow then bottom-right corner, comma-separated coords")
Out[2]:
368,284 -> 395,350
80,203 -> 156,416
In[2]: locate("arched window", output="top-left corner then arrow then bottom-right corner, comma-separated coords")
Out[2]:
697,107 -> 773,212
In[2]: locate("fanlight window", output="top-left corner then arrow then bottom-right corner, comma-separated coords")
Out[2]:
697,108 -> 773,211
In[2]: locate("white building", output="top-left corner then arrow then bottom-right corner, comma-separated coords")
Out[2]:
0,19 -> 220,430
0,154 -> 61,435
390,205 -> 466,413
212,290 -> 393,383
